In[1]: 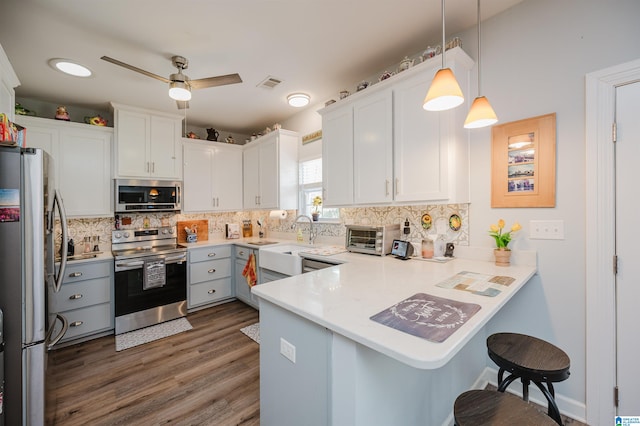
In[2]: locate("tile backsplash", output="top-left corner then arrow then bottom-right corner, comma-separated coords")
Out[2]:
62,203 -> 469,253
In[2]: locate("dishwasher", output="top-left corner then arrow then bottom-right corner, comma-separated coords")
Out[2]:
301,257 -> 341,273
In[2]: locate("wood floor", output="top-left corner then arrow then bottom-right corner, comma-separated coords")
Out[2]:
46,301 -> 260,426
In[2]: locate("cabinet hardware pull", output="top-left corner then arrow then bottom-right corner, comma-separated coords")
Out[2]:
152,162 -> 155,173
69,272 -> 82,278
239,251 -> 245,256
208,289 -> 216,294
207,253 -> 216,257
69,294 -> 83,300
208,269 -> 216,273
70,321 -> 83,327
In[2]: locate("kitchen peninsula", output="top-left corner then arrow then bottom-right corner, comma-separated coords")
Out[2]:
252,249 -> 537,426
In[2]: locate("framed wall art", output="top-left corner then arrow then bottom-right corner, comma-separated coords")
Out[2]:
491,113 -> 556,207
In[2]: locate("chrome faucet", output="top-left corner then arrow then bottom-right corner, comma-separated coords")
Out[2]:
292,215 -> 317,245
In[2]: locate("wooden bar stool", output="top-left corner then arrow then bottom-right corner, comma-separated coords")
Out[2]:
454,390 -> 558,425
487,333 -> 570,425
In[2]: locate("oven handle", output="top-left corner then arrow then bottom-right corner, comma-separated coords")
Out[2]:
115,253 -> 187,271
165,253 -> 187,263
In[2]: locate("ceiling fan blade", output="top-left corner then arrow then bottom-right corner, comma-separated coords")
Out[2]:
100,56 -> 170,83
177,100 -> 189,109
189,73 -> 242,90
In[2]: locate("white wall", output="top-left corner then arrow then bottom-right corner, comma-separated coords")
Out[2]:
282,0 -> 640,416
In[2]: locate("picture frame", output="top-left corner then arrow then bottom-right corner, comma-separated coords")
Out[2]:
491,113 -> 556,207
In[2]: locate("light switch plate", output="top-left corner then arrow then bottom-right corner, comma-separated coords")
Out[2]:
529,220 -> 565,240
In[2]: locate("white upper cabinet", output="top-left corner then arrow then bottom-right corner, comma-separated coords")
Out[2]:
319,47 -> 473,206
16,116 -> 113,217
0,43 -> 19,122
111,103 -> 182,180
183,140 -> 243,212
242,129 -> 299,210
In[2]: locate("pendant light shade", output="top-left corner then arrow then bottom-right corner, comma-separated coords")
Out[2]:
423,0 -> 464,112
464,0 -> 498,128
423,68 -> 465,111
464,96 -> 498,128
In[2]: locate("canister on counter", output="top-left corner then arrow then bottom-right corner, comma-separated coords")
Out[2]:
242,220 -> 253,238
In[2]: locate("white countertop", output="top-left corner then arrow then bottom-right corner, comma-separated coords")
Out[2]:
251,248 -> 537,370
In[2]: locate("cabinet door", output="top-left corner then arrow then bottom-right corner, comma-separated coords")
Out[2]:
58,128 -> 112,216
115,109 -> 150,178
321,107 -> 354,206
183,143 -> 214,212
243,144 -> 260,209
212,146 -> 243,211
150,115 -> 181,179
393,68 -> 448,202
353,90 -> 393,204
258,137 -> 279,209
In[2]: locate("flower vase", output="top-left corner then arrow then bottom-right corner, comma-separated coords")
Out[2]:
312,212 -> 319,222
494,248 -> 511,266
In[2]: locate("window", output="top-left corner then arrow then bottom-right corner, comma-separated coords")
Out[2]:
299,158 -> 339,220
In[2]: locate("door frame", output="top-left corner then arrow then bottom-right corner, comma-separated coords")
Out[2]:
585,58 -> 640,426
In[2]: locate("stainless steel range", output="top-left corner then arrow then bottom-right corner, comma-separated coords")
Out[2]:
112,226 -> 187,334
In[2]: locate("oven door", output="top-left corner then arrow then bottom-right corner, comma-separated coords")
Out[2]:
114,252 -> 187,318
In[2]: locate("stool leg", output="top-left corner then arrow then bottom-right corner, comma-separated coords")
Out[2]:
497,373 -> 519,392
533,380 -> 563,425
498,367 -> 506,385
521,377 -> 530,401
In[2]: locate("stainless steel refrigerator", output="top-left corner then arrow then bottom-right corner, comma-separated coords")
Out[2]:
0,146 -> 69,425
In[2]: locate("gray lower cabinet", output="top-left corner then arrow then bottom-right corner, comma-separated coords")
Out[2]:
49,258 -> 114,344
188,245 -> 234,310
234,246 -> 259,309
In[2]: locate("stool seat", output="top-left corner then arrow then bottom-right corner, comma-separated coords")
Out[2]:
454,390 -> 558,426
487,333 -> 570,425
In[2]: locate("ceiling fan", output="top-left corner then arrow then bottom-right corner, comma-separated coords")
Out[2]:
100,55 -> 242,109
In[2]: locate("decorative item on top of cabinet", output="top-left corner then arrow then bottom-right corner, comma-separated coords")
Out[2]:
111,102 -> 183,180
55,105 -> 70,121
207,128 -> 219,141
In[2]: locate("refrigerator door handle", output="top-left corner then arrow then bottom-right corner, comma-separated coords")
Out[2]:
52,190 -> 69,293
46,313 -> 68,349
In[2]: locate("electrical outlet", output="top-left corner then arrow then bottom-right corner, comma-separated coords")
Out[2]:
280,338 -> 296,363
529,220 -> 565,240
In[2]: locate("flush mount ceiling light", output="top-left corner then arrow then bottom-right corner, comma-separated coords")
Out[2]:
423,0 -> 464,111
464,0 -> 498,128
287,93 -> 310,107
49,58 -> 92,77
169,80 -> 192,101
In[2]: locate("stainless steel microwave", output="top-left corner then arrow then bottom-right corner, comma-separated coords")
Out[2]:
345,224 -> 401,256
115,179 -> 182,213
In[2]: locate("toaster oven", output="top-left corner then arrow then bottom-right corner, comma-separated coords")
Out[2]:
345,224 -> 401,256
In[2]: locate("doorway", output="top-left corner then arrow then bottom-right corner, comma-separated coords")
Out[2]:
586,59 -> 640,425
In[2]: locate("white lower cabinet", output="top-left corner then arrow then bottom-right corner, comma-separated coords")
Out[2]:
234,246 -> 259,309
188,245 -> 234,310
49,258 -> 114,345
15,116 -> 113,216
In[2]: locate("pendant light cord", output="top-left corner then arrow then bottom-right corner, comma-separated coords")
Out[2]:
441,0 -> 446,69
477,0 -> 482,95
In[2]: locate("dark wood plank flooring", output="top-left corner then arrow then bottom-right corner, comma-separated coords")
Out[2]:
46,301 -> 260,426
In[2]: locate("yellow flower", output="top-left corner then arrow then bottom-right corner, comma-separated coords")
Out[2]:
498,219 -> 505,229
511,222 -> 522,232
490,224 -> 499,233
488,219 -> 520,249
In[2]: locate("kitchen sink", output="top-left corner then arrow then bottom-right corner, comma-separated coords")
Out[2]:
259,244 -> 313,276
246,240 -> 279,246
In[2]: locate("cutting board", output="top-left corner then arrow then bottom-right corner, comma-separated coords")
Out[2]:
177,220 -> 209,243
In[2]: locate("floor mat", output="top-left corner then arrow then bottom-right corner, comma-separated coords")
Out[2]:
115,317 -> 193,351
240,322 -> 260,344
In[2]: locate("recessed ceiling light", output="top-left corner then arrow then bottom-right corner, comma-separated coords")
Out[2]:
49,58 -> 92,77
287,93 -> 310,107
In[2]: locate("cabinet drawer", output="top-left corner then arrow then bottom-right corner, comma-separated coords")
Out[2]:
59,303 -> 113,341
62,261 -> 111,283
190,259 -> 231,284
50,276 -> 111,313
190,245 -> 232,263
189,278 -> 233,307
234,246 -> 255,261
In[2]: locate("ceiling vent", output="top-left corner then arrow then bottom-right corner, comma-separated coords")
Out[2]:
257,76 -> 282,89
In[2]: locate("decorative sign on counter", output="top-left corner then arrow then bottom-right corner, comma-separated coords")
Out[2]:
370,293 -> 481,343
436,271 -> 515,297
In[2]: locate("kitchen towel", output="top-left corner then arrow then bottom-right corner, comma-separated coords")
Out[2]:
242,253 -> 257,287
143,258 -> 166,290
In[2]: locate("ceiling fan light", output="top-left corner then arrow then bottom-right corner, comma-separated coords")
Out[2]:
423,68 -> 464,111
464,96 -> 498,128
169,81 -> 191,101
287,93 -> 310,107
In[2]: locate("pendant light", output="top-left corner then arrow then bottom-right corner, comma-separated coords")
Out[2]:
423,0 -> 464,111
464,0 -> 498,128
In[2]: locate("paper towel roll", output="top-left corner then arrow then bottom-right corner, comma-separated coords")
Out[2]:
269,210 -> 288,219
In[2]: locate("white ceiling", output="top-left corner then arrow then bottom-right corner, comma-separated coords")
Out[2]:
0,0 -> 522,134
